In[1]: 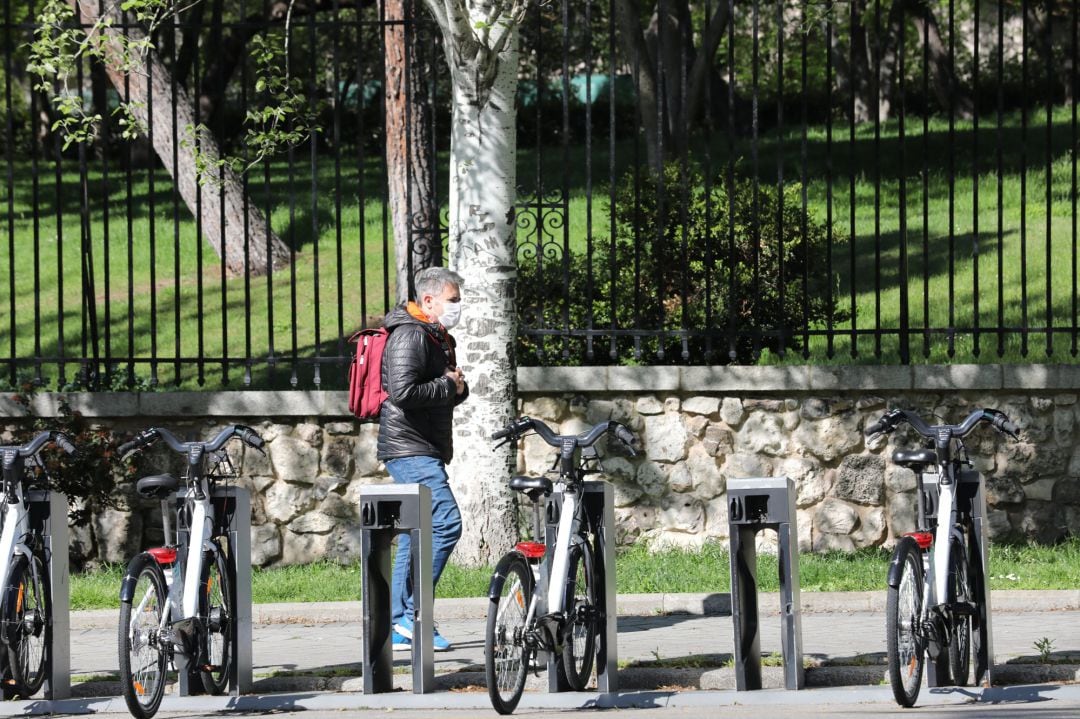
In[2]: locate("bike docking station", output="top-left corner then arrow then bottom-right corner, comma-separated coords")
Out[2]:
727,476 -> 804,691
543,480 -> 618,693
359,484 -> 434,694
918,469 -> 994,687
174,485 -> 253,697
11,489 -> 70,699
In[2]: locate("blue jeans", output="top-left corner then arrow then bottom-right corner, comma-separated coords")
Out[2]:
386,456 -> 463,625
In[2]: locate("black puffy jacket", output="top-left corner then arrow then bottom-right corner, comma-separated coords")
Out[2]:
376,305 -> 469,464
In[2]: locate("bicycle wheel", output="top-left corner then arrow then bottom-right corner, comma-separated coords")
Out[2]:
3,548 -> 49,697
559,540 -> 597,691
947,536 -> 972,686
119,553 -> 169,719
485,554 -> 532,715
887,537 -> 925,708
199,539 -> 234,695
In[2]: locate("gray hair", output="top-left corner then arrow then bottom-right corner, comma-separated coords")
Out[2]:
414,266 -> 464,300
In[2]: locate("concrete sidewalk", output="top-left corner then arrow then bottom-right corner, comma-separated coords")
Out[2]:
59,589 -> 1080,697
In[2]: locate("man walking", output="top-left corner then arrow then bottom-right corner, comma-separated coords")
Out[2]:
377,267 -> 468,651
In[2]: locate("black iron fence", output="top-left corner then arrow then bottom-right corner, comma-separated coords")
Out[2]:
2,0 -> 1079,390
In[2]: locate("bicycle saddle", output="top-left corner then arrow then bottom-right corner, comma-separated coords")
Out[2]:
891,449 -> 937,469
136,474 -> 180,499
509,475 -> 552,502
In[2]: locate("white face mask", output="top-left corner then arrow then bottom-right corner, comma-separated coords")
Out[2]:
438,300 -> 462,329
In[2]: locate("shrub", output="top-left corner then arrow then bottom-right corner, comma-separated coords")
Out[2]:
517,162 -> 846,365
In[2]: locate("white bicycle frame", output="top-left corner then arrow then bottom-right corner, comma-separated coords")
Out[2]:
129,474 -> 217,646
545,482 -> 582,615
927,476 -> 957,611
0,482 -> 33,607
512,481 -> 585,646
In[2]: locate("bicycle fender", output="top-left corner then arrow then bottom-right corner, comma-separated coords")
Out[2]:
119,553 -> 154,603
488,551 -> 533,602
887,536 -> 922,588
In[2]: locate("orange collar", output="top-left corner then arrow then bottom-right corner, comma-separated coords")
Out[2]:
407,301 -> 432,323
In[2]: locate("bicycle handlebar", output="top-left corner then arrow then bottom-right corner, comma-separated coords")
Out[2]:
865,407 -> 1019,442
1,430 -> 78,459
490,416 -> 639,457
118,424 -> 265,457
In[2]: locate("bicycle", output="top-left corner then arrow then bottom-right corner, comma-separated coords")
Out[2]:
865,407 -> 1018,708
116,425 -> 264,719
0,430 -> 77,699
484,416 -> 638,715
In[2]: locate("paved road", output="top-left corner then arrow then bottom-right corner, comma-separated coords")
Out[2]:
8,591 -> 1078,716
68,603 -> 1080,683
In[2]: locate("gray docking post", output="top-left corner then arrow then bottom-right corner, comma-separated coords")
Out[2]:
727,476 -> 804,691
359,484 -> 433,694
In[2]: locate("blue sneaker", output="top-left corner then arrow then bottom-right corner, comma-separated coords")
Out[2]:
391,629 -> 411,651
393,616 -> 452,652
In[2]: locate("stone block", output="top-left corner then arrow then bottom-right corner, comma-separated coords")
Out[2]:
719,397 -> 745,427
814,498 -> 859,534
250,524 -> 283,567
913,364 -> 1002,390
682,396 -> 720,416
518,366 -> 607,392
642,413 -> 690,462
835,454 -> 886,506
269,435 -> 320,483
610,366 -> 680,392
635,396 -> 664,415
681,365 -> 810,392
809,366 -> 912,391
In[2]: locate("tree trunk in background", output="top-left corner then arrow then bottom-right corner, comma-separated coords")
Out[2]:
613,0 -> 663,169
828,0 -> 874,124
73,0 -> 290,277
419,0 -> 520,566
908,0 -> 974,119
383,0 -> 438,304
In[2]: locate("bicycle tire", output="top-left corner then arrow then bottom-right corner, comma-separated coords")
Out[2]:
485,554 -> 532,715
199,539 -> 234,695
947,536 -> 972,686
559,540 -> 597,691
119,553 -> 169,719
3,548 -> 49,697
887,537 -> 925,708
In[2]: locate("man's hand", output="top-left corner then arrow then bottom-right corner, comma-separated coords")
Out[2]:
446,367 -> 466,395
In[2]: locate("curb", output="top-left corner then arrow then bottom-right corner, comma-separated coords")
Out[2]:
63,662 -> 1080,699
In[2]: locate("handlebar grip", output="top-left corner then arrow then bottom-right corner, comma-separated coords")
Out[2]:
117,439 -> 139,456
238,426 -> 265,450
991,413 -> 1020,438
614,424 -> 638,456
491,417 -> 533,442
55,433 -> 78,456
118,429 -> 157,456
243,425 -> 265,449
864,417 -> 890,437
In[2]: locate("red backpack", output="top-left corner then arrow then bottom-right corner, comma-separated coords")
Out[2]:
347,328 -> 390,420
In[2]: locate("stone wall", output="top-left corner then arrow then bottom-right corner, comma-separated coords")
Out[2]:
2,364 -> 1079,566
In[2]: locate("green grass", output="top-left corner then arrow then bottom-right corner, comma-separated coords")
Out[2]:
5,105 -> 1080,387
69,537 -> 1080,610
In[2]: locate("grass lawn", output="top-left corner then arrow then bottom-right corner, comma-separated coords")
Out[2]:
69,537 -> 1080,610
4,105 -> 1080,389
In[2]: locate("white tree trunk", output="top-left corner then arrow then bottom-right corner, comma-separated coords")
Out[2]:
444,31 -> 520,567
